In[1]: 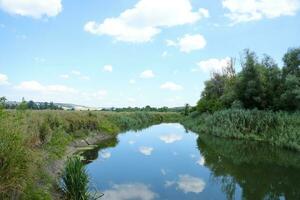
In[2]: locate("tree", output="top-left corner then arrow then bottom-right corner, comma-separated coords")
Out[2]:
280,74 -> 300,111
282,47 -> 300,78
184,104 -> 190,116
236,50 -> 264,109
259,55 -> 282,110
0,97 -> 6,107
17,97 -> 28,111
27,100 -> 38,109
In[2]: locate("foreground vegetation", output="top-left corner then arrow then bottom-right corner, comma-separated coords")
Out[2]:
0,108 -> 180,199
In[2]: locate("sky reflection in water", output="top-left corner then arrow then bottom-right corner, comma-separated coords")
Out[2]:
83,123 -> 300,200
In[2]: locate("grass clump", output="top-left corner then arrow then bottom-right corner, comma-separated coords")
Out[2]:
61,156 -> 99,200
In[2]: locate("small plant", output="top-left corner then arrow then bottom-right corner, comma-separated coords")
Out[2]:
61,156 -> 102,200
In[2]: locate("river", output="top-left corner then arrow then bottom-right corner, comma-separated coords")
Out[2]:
80,123 -> 300,200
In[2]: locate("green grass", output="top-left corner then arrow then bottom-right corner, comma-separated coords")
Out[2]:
0,110 -> 180,199
182,109 -> 300,151
61,156 -> 98,200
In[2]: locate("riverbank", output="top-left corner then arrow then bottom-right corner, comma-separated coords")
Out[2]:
182,109 -> 300,151
0,110 -> 180,199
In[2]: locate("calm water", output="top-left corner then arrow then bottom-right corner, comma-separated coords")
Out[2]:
81,123 -> 300,200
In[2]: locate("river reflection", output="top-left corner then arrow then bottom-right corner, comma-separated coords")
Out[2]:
82,123 -> 300,200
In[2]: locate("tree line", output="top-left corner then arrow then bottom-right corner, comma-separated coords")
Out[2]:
197,47 -> 300,113
0,97 -> 63,110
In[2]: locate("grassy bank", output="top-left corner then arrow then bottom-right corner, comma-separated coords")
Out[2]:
182,109 -> 300,151
0,110 -> 180,199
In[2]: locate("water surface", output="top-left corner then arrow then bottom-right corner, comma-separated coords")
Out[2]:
82,123 -> 300,200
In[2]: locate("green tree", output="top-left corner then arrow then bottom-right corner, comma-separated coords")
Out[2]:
236,50 -> 264,109
282,47 -> 300,78
17,98 -> 28,111
184,103 -> 190,116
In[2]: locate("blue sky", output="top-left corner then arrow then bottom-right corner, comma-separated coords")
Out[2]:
0,0 -> 299,107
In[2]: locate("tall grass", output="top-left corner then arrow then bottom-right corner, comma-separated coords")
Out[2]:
61,156 -> 100,200
182,109 -> 300,151
0,110 -> 180,199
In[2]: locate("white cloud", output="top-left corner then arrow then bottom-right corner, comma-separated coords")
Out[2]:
165,175 -> 206,194
161,169 -> 167,176
128,97 -> 136,102
71,70 -> 81,75
160,82 -> 183,91
129,140 -> 135,145
90,90 -> 107,100
139,146 -> 154,156
60,74 -> 69,79
166,39 -> 177,47
15,81 -> 77,93
197,157 -> 205,166
129,79 -> 136,84
103,65 -> 113,72
177,175 -> 206,193
80,75 -> 90,81
159,134 -> 183,143
140,70 -> 155,78
0,73 -> 9,85
166,34 -> 206,53
194,57 -> 231,73
102,183 -> 157,200
34,57 -> 45,63
162,51 -> 168,57
16,34 -> 27,40
222,0 -> 300,24
0,0 -> 62,18
101,151 -> 111,159
84,0 -> 209,43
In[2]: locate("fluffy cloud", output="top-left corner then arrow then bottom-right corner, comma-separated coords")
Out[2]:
140,70 -> 155,78
222,0 -> 300,24
197,157 -> 205,166
84,0 -> 209,43
71,70 -> 81,75
60,74 -> 69,79
162,51 -> 168,57
160,82 -> 183,91
80,75 -> 90,81
167,34 -> 207,53
0,73 -> 9,85
165,174 -> 206,194
194,57 -> 231,73
159,134 -> 183,143
177,175 -> 206,193
129,79 -> 136,84
139,146 -> 154,156
15,81 -> 77,94
0,0 -> 62,18
34,57 -> 45,63
103,65 -> 113,72
85,90 -> 107,100
101,151 -> 111,159
102,183 -> 157,200
62,70 -> 90,81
